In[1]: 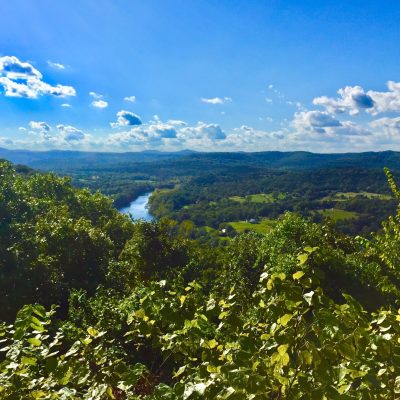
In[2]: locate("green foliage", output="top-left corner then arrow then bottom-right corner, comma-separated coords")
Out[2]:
147,167 -> 397,235
2,254 -> 400,398
3,161 -> 400,398
0,161 -> 134,320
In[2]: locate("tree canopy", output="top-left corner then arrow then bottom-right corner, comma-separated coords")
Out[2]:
1,161 -> 400,398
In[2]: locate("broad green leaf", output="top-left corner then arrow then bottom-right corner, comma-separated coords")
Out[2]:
293,271 -> 305,280
28,337 -> 42,347
297,253 -> 308,265
278,314 -> 293,326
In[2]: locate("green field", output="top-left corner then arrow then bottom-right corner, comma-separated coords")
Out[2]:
317,208 -> 359,221
322,192 -> 392,202
229,218 -> 275,234
229,193 -> 285,204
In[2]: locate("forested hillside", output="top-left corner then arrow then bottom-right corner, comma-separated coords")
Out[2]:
2,160 -> 400,398
148,167 -> 398,236
1,150 -> 398,235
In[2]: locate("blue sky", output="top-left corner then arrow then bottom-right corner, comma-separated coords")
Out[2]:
1,0 -> 400,152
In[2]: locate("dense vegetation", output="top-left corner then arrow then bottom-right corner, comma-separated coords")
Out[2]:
148,168 -> 398,236
2,149 -> 400,233
2,160 -> 400,398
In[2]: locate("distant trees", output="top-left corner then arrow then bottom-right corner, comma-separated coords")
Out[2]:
148,168 -> 396,234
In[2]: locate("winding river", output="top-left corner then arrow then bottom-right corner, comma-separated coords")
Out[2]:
119,192 -> 154,221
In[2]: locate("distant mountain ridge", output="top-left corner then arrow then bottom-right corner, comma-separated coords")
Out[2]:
1,147 -> 400,171
0,148 -> 197,169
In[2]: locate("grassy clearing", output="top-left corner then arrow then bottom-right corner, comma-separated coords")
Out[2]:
229,193 -> 285,204
229,218 -> 275,234
322,192 -> 392,202
317,208 -> 359,221
154,187 -> 175,195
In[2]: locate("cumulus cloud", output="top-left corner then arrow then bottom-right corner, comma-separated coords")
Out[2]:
107,119 -> 185,148
92,99 -> 109,109
220,125 -> 285,150
292,111 -> 369,137
29,121 -> 51,133
313,81 -> 400,116
368,81 -> 400,115
21,121 -> 89,146
61,103 -> 72,108
111,110 -> 142,128
180,122 -> 226,140
56,124 -> 86,142
201,97 -> 232,105
124,95 -> 136,103
313,86 -> 375,115
27,121 -> 53,140
292,111 -> 341,133
47,61 -> 65,70
89,92 -> 108,108
106,119 -> 228,150
0,56 -> 76,99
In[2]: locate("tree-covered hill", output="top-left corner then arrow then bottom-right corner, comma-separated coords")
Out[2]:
2,161 -> 400,398
3,148 -> 400,172
3,149 -> 399,236
148,167 -> 399,236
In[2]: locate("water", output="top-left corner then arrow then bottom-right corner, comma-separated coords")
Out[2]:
119,192 -> 154,221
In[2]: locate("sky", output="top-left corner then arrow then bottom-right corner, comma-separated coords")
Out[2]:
0,0 -> 400,153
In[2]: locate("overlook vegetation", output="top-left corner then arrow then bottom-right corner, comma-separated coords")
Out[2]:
2,160 -> 400,398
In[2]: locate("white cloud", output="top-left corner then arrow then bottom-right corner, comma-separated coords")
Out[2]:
61,103 -> 72,108
47,61 -> 65,70
89,92 -> 108,108
368,81 -> 400,115
313,85 -> 375,115
292,110 -> 370,137
56,124 -> 86,142
29,121 -> 51,132
292,111 -> 341,133
370,117 -> 400,137
89,91 -> 103,99
28,121 -> 52,140
111,110 -> 142,128
313,81 -> 400,116
124,95 -> 136,103
220,125 -> 284,150
201,97 -> 232,105
92,99 -> 108,109
180,122 -> 226,140
106,119 -> 226,150
0,56 -> 76,99
21,121 -> 89,146
7,77 -> 400,152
